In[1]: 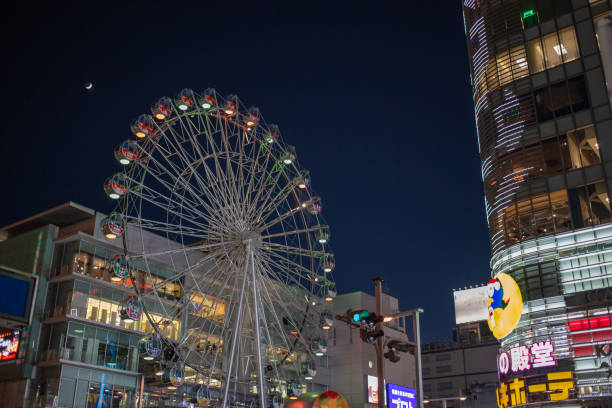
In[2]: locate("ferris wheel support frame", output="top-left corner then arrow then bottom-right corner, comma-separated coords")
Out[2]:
250,244 -> 267,408
222,242 -> 250,407
105,89 -> 338,405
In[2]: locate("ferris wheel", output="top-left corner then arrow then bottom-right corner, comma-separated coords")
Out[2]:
101,88 -> 337,407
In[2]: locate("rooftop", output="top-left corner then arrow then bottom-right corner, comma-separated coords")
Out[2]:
0,202 -> 95,239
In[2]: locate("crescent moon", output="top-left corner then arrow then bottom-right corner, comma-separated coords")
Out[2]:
489,272 -> 523,339
85,82 -> 93,90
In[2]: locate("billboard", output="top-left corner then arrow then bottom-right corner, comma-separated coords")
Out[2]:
0,329 -> 20,361
387,383 -> 416,408
453,286 -> 489,325
0,267 -> 37,324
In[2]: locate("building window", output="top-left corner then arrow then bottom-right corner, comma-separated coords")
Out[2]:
437,381 -> 453,390
69,280 -> 182,340
568,181 -> 612,228
436,365 -> 452,374
489,46 -> 530,89
535,76 -> 589,121
40,322 -> 141,372
527,26 -> 580,74
474,46 -> 530,102
502,189 -> 571,245
562,125 -> 601,169
511,260 -> 562,301
435,353 -> 451,362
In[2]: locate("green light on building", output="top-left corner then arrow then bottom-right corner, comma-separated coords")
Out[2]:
522,9 -> 536,19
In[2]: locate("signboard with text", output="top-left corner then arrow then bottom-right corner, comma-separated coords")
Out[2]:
497,340 -> 557,380
497,371 -> 575,407
387,383 -> 416,408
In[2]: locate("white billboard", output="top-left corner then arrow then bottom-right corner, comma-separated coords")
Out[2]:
453,285 -> 489,325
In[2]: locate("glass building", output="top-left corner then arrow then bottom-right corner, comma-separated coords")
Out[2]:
0,202 -> 332,407
462,0 -> 612,406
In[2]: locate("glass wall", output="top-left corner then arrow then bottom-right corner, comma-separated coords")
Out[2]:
527,26 -> 580,73
563,125 -> 601,169
69,280 -> 181,341
56,364 -> 137,408
39,321 -> 141,372
496,181 -> 611,248
535,76 -> 589,121
500,189 -> 572,247
475,46 -> 529,102
190,291 -> 226,323
54,241 -> 183,301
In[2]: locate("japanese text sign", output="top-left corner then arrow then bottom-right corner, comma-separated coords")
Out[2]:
387,383 -> 416,408
498,341 -> 556,377
497,371 -> 574,407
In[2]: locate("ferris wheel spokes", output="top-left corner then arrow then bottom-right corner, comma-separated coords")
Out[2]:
105,89 -> 335,405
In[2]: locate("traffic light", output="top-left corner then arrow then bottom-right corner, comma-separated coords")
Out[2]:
383,340 -> 411,363
384,349 -> 401,363
360,327 -> 384,344
387,339 -> 411,353
350,309 -> 381,329
352,309 -> 370,323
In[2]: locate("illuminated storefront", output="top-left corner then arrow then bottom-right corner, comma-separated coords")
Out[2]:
462,0 -> 612,406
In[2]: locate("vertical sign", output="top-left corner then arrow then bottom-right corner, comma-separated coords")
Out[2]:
367,375 -> 379,404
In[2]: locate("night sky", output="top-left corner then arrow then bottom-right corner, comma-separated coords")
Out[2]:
0,2 -> 490,342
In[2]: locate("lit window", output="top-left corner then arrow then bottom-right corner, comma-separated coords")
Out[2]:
480,45 -> 529,98
527,26 -> 579,74
563,125 -> 600,169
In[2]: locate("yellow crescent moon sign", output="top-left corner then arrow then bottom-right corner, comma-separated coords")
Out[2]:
487,272 -> 523,339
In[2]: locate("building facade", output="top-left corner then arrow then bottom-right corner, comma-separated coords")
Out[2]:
463,0 -> 612,406
0,202 -> 336,407
421,287 -> 499,408
317,291 -> 416,408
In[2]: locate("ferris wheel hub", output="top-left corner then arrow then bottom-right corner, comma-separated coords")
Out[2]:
240,230 -> 262,248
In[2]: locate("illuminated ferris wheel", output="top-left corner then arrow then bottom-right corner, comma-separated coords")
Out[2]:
101,89 -> 337,407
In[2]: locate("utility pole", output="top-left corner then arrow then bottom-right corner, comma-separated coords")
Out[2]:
335,280 -> 424,408
413,309 -> 424,408
373,277 -> 385,408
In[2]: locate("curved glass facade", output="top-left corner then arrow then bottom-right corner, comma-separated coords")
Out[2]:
464,0 -> 612,406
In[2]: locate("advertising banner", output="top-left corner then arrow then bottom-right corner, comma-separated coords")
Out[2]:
387,383 -> 416,408
0,329 -> 20,361
367,375 -> 379,404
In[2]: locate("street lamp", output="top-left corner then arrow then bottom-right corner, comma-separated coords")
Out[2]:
424,396 -> 467,408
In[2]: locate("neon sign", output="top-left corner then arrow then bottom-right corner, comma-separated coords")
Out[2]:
0,329 -> 20,361
498,341 -> 556,376
497,371 -> 574,407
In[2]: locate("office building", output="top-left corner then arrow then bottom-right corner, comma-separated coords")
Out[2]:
421,286 -> 499,408
318,291 -> 416,408
463,0 -> 612,406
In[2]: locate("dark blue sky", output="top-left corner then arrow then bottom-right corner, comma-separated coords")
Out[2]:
0,2 -> 490,342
